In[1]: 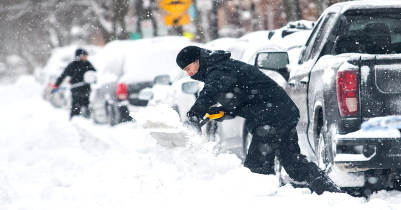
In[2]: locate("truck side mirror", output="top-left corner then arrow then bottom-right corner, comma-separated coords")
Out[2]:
182,81 -> 199,95
154,75 -> 171,85
255,51 -> 290,81
137,87 -> 153,100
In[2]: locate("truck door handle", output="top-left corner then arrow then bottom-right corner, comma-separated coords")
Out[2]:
300,77 -> 309,85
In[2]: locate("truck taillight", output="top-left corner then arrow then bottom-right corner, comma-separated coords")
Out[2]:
337,70 -> 358,117
116,83 -> 128,100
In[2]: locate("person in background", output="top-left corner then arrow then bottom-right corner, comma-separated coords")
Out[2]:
176,45 -> 342,195
53,49 -> 96,120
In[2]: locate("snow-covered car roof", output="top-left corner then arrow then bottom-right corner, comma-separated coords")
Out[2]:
118,37 -> 198,83
90,36 -> 197,85
226,31 -> 271,60
335,0 -> 401,13
204,38 -> 238,50
42,45 -> 103,81
227,20 -> 315,63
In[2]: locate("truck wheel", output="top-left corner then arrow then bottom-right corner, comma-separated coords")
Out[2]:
242,123 -> 252,156
316,124 -> 333,172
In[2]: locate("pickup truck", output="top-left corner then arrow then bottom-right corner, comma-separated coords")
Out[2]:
258,1 -> 401,195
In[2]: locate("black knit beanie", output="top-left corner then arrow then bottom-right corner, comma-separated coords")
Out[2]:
176,46 -> 201,69
75,49 -> 88,57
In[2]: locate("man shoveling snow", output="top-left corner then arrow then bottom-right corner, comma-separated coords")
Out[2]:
175,45 -> 343,195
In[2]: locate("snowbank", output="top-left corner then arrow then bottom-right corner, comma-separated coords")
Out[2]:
0,75 -> 401,210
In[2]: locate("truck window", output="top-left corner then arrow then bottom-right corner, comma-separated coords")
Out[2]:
300,13 -> 335,63
299,17 -> 324,64
333,10 -> 401,55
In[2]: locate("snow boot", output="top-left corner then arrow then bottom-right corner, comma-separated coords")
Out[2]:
304,163 -> 342,195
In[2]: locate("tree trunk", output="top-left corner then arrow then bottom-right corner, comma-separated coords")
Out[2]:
210,0 -> 219,40
113,0 -> 130,40
312,0 -> 328,17
282,0 -> 301,22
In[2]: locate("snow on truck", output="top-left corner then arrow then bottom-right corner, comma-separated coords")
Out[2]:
258,0 -> 401,195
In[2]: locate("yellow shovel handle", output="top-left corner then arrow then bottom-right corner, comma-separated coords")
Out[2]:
205,111 -> 225,121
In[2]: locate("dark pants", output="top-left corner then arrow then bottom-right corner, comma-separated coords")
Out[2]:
70,90 -> 90,119
244,124 -> 342,194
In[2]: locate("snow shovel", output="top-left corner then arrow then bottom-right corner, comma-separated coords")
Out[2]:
149,111 -> 225,147
51,71 -> 97,93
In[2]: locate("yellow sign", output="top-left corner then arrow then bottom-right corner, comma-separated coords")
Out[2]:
164,13 -> 190,26
159,0 -> 192,14
183,32 -> 195,40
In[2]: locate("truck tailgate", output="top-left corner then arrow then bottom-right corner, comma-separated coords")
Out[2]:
360,55 -> 401,118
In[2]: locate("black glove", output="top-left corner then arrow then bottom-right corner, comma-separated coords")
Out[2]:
184,112 -> 202,134
208,106 -> 235,122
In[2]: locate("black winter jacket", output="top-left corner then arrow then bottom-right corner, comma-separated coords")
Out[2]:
188,48 -> 299,134
55,60 -> 96,94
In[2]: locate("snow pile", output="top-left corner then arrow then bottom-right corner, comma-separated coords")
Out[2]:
1,75 -> 401,209
128,104 -> 273,193
131,104 -> 182,129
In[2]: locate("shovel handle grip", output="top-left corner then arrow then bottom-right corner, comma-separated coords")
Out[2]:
205,111 -> 225,120
199,111 -> 225,127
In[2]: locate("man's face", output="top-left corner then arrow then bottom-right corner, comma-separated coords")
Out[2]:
80,54 -> 88,61
183,60 -> 199,76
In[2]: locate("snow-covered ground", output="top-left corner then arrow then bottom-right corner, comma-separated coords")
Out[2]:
1,75 -> 401,210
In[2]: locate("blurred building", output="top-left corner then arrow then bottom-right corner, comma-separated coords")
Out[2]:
129,0 -> 348,41
217,0 -> 341,38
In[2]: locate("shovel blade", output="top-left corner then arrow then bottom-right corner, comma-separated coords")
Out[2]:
149,131 -> 189,147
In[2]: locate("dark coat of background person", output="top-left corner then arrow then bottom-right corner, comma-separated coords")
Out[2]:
55,51 -> 96,119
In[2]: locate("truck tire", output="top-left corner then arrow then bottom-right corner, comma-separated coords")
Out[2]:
315,116 -> 334,173
316,130 -> 330,171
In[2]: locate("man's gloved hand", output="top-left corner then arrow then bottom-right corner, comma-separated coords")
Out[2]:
208,106 -> 235,122
184,112 -> 202,134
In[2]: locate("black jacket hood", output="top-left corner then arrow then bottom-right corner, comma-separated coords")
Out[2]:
191,48 -> 231,81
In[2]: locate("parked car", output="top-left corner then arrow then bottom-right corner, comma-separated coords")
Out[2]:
40,45 -> 102,108
89,36 -> 193,125
258,1 -> 401,195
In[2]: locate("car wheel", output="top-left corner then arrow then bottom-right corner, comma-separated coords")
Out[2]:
106,103 -> 118,126
119,106 -> 132,122
242,122 -> 252,156
111,104 -> 121,126
90,107 -> 99,124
